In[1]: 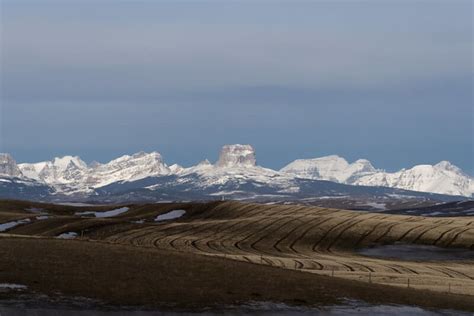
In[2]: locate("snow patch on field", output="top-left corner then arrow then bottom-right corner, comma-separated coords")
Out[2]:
365,202 -> 387,210
76,207 -> 129,218
0,283 -> 27,290
0,218 -> 31,232
57,232 -> 78,239
425,211 -> 443,216
155,210 -> 186,222
36,215 -> 49,220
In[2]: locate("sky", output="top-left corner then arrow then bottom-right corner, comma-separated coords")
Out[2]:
0,0 -> 473,174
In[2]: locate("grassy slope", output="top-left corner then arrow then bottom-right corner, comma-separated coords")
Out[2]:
1,237 -> 474,311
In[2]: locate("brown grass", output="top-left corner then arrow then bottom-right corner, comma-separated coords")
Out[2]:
1,237 -> 473,311
1,199 -> 474,309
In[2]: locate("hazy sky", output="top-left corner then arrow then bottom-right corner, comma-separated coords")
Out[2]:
1,0 -> 472,173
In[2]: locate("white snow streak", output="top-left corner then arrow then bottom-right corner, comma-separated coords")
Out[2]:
0,218 -> 31,232
75,207 -> 129,218
57,232 -> 78,239
155,210 -> 186,222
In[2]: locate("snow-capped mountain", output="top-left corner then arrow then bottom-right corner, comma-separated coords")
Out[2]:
281,156 -> 473,197
20,156 -> 88,183
353,161 -> 473,197
172,145 -> 299,195
280,155 -> 378,183
0,154 -> 54,200
1,145 -> 472,201
18,152 -> 171,194
87,151 -> 170,188
19,156 -> 89,194
216,144 -> 257,168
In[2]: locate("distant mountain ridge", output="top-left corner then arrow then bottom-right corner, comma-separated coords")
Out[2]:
0,145 -> 472,200
281,156 -> 473,197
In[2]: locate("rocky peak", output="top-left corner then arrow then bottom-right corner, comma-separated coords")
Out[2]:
52,156 -> 88,171
351,159 -> 377,173
198,159 -> 212,166
216,144 -> 256,168
434,161 -> 463,174
169,164 -> 184,174
0,153 -> 23,177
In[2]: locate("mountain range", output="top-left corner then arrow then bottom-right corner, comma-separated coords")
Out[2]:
0,144 -> 472,202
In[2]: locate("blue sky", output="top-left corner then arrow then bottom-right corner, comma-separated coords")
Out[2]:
1,1 -> 472,173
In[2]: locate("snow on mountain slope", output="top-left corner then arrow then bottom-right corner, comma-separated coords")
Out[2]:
280,155 -> 378,183
18,162 -> 48,181
18,152 -> 170,193
6,146 -> 474,198
354,161 -> 473,197
0,154 -> 54,199
176,145 -> 297,193
282,157 -> 473,197
0,154 -> 23,178
88,151 -> 170,188
19,156 -> 89,193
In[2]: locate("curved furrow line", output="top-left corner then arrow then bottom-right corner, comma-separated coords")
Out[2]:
390,264 -> 419,275
169,217 -> 251,254
373,222 -> 404,243
141,224 -> 201,249
380,265 -> 404,274
234,206 -> 324,257
166,218 -> 254,251
338,263 -> 356,272
294,259 -> 305,269
433,226 -> 464,246
273,258 -> 287,268
206,216 -> 290,255
272,216 -> 319,253
326,214 -> 382,251
427,267 -> 456,278
347,261 -> 375,273
287,216 -> 337,255
234,216 -> 306,257
214,214 -> 295,255
395,224 -> 427,243
199,221 -> 264,255
354,220 -> 392,247
184,236 -> 222,256
218,205 -> 309,248
440,267 -> 474,280
247,217 -> 310,257
252,206 -> 317,254
445,228 -> 473,247
307,260 -> 324,271
262,257 -> 275,266
273,210 -> 346,253
156,229 -> 198,252
411,225 -> 444,244
311,214 -> 364,252
227,206 -> 312,255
